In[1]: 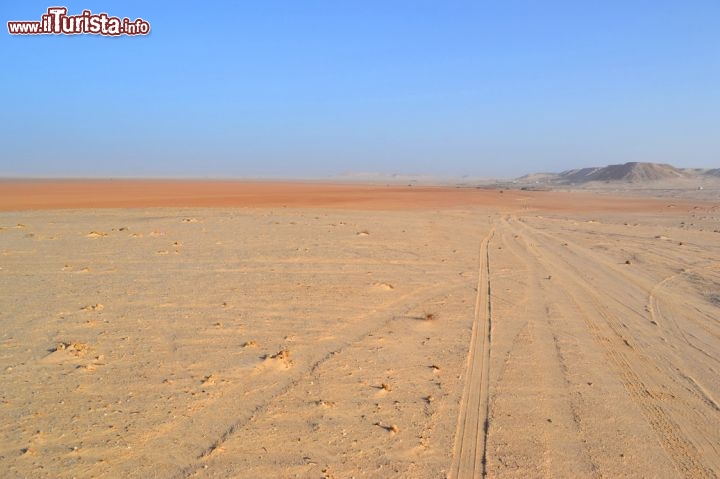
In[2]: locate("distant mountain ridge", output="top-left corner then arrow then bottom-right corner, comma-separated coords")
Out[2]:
519,162 -> 718,185
561,162 -> 686,183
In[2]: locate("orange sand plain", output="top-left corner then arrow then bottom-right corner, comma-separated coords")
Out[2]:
0,179 -> 690,212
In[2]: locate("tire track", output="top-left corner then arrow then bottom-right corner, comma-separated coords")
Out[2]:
521,217 -> 720,416
491,218 -> 601,475
648,266 -> 720,367
514,217 -> 718,478
450,227 -> 494,479
176,280 -> 471,478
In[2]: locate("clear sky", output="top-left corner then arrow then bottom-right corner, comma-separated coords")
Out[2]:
2,1 -> 719,178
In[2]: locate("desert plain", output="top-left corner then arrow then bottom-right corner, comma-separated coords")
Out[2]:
0,181 -> 719,478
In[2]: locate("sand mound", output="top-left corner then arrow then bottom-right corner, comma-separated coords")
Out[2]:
41,342 -> 91,364
80,303 -> 104,311
260,349 -> 293,369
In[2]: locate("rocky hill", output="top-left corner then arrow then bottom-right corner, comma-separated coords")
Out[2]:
559,162 -> 687,183
517,162 -> 699,185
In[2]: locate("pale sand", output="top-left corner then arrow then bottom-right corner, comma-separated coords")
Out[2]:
0,182 -> 719,478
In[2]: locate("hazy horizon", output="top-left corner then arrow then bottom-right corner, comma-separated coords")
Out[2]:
2,1 -> 719,178
0,160 -> 718,183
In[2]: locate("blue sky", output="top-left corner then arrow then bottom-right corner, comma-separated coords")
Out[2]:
1,1 -> 719,178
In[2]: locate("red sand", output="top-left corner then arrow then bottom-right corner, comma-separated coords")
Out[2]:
0,179 -> 695,212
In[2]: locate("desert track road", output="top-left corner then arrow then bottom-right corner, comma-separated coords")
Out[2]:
450,228 -> 495,478
479,214 -> 720,478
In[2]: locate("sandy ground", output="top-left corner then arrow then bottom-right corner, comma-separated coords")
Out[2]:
0,182 -> 719,478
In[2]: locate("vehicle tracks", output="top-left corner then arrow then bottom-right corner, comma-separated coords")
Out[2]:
450,228 -> 494,479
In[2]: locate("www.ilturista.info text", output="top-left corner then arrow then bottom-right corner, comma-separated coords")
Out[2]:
7,7 -> 150,36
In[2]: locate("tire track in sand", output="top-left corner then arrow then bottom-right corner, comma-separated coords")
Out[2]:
450,228 -> 494,479
515,217 -> 718,478
176,280 -> 470,478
